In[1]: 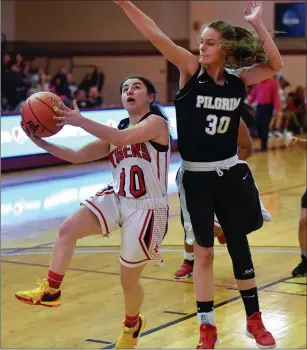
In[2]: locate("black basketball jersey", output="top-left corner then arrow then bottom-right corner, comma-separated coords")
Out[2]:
174,65 -> 246,162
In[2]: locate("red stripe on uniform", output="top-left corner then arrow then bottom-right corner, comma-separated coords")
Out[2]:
120,255 -> 149,265
147,210 -> 154,250
157,151 -> 160,180
96,190 -> 114,197
85,199 -> 109,233
165,151 -> 168,189
138,210 -> 152,260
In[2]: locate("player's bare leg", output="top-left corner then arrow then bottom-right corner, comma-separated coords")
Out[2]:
15,206 -> 101,307
174,226 -> 225,279
115,264 -> 147,349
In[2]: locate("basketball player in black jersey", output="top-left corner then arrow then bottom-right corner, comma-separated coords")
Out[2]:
114,1 -> 282,348
286,137 -> 307,277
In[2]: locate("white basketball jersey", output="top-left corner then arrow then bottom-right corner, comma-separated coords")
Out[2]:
108,115 -> 170,200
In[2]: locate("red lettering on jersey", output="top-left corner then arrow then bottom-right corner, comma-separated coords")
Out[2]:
131,144 -> 141,158
123,146 -> 132,158
109,143 -> 151,167
141,143 -> 151,162
108,150 -> 117,168
116,147 -> 125,161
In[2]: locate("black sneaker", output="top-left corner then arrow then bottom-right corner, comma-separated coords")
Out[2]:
292,255 -> 307,277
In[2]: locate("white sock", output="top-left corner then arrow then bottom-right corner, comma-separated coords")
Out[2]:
184,251 -> 194,261
301,251 -> 307,258
197,310 -> 215,326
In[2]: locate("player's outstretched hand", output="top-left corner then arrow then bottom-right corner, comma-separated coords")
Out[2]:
53,101 -> 85,128
244,1 -> 262,24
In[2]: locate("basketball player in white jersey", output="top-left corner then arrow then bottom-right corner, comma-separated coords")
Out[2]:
174,117 -> 272,279
15,76 -> 170,349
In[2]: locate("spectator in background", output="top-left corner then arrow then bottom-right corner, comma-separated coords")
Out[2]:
67,72 -> 78,99
37,70 -> 52,92
3,63 -> 30,111
2,53 -> 12,74
79,73 -> 93,94
14,53 -> 24,70
75,89 -> 90,109
248,78 -> 280,151
90,66 -> 105,93
87,86 -> 102,108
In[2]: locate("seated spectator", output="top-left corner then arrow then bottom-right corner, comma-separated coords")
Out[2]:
67,72 -> 78,99
37,70 -> 52,92
75,89 -> 90,109
79,73 -> 93,94
87,86 -> 102,108
90,66 -> 105,93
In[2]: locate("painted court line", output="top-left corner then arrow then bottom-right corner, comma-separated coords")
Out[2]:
163,310 -> 189,316
283,281 -> 307,286
101,275 -> 294,349
0,259 -> 233,288
3,241 -> 55,255
1,248 -> 301,257
85,339 -> 113,345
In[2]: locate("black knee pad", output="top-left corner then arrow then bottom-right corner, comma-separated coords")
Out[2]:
227,236 -> 255,280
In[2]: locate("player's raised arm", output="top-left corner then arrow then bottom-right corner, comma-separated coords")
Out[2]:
238,1 -> 283,86
113,1 -> 198,76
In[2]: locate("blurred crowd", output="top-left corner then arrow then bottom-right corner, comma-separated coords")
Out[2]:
1,53 -> 105,113
1,53 -> 306,149
245,74 -> 306,151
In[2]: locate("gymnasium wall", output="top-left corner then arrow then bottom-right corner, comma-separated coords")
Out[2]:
3,0 -> 189,42
72,56 -> 168,105
189,1 -> 306,51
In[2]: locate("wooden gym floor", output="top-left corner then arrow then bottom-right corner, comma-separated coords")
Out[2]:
1,138 -> 306,349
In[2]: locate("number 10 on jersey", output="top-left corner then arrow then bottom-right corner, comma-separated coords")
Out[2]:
118,165 -> 146,198
205,114 -> 230,135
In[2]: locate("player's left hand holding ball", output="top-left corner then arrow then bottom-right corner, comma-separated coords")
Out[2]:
53,101 -> 85,127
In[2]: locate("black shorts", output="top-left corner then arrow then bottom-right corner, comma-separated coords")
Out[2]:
178,162 -> 263,248
301,189 -> 307,208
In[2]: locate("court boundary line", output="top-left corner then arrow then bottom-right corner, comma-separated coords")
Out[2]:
1,147 -> 289,189
0,248 -> 301,257
1,259 -> 297,348
2,182 -> 305,256
0,259 -> 236,288
101,275 -> 294,349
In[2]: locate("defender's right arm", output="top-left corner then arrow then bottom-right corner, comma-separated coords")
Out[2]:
114,1 -> 198,76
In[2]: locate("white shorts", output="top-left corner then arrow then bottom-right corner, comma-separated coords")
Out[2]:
81,185 -> 168,268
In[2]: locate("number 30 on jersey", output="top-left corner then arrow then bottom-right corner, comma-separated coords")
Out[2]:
205,114 -> 230,135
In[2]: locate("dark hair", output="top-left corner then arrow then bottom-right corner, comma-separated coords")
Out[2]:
120,75 -> 168,121
202,20 -> 267,68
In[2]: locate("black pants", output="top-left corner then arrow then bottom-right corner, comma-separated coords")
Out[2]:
180,163 -> 263,248
255,104 -> 274,151
302,189 -> 307,209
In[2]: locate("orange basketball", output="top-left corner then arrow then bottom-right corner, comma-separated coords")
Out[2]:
21,92 -> 64,137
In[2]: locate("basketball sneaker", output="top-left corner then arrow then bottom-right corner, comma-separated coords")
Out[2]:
115,314 -> 146,349
246,312 -> 276,348
197,323 -> 218,349
292,255 -> 307,277
174,260 -> 193,279
15,278 -> 61,307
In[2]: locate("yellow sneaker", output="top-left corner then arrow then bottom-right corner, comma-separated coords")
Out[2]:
15,278 -> 61,307
115,314 -> 146,349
